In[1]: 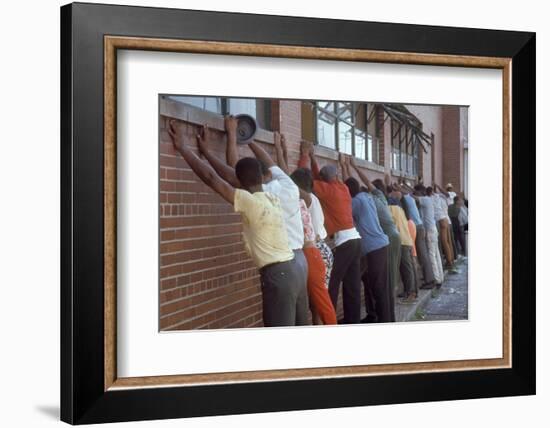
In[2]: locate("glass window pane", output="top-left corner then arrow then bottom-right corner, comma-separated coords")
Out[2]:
366,135 -> 373,162
337,102 -> 353,123
228,98 -> 257,117
339,122 -> 353,155
169,96 -> 222,114
317,110 -> 336,149
318,101 -> 335,112
355,130 -> 366,160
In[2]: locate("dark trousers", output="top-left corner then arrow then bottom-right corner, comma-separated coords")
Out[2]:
259,255 -> 309,327
400,245 -> 417,296
328,238 -> 362,324
451,217 -> 467,256
386,231 -> 401,322
361,245 -> 391,323
415,224 -> 435,284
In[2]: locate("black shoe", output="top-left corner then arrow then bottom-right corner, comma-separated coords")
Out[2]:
397,292 -> 407,298
435,283 -> 442,290
361,315 -> 378,323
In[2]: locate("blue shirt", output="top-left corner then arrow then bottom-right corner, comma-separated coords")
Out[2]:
418,196 -> 436,229
352,192 -> 389,255
403,194 -> 423,226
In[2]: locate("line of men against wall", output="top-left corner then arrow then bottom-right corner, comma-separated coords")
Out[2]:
168,116 -> 469,327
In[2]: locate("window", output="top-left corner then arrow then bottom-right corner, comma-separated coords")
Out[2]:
391,119 -> 420,176
168,96 -> 272,130
313,101 -> 379,163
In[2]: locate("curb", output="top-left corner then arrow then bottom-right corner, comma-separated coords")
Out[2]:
396,287 -> 434,322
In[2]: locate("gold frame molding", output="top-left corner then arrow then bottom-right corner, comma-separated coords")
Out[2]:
104,35 -> 512,391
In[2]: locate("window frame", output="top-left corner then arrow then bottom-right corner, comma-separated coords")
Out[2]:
314,101 -> 380,162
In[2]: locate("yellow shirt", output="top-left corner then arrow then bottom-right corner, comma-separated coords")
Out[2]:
234,189 -> 294,269
389,205 -> 414,247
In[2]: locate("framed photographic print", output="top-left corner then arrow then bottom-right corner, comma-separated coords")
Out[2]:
60,2 -> 536,424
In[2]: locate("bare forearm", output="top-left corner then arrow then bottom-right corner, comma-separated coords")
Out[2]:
298,152 -> 311,169
274,141 -> 289,174
176,146 -> 235,204
310,154 -> 321,179
226,132 -> 239,168
177,146 -> 217,188
249,142 -> 275,168
202,150 -> 240,188
352,166 -> 375,191
340,161 -> 350,181
282,145 -> 289,171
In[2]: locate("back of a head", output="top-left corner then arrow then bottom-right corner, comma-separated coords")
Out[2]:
414,184 -> 426,195
235,157 -> 263,189
290,168 -> 313,193
372,178 -> 386,195
319,164 -> 338,182
426,186 -> 433,196
344,177 -> 360,197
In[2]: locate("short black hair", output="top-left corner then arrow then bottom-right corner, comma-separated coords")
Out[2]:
344,177 -> 360,197
426,186 -> 433,196
235,157 -> 263,189
414,184 -> 426,194
372,178 -> 386,194
290,168 -> 313,193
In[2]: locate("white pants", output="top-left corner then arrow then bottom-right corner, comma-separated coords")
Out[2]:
426,226 -> 444,284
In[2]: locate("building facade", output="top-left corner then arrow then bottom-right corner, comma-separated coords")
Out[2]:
159,96 -> 468,331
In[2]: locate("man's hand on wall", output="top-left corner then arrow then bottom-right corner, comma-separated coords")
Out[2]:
196,124 -> 211,155
168,119 -> 187,153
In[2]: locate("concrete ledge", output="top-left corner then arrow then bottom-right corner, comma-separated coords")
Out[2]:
395,288 -> 433,322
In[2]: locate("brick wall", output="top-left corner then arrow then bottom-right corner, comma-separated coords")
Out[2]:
159,99 -> 464,331
159,113 -> 265,331
441,106 -> 463,192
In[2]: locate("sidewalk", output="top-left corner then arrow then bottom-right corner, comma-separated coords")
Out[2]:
398,257 -> 468,322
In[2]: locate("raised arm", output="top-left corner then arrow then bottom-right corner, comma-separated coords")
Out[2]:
434,183 -> 450,197
248,141 -> 276,168
224,115 -> 239,168
169,120 -> 235,204
281,134 -> 290,171
309,144 -> 321,179
392,180 -> 412,195
298,140 -> 312,169
349,157 -> 375,191
339,153 -> 350,181
273,132 -> 289,174
196,124 -> 240,188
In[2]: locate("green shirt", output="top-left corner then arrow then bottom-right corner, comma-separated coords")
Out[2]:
371,189 -> 399,237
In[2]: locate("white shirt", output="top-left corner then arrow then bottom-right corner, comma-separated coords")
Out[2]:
437,194 -> 452,224
334,227 -> 361,248
431,195 -> 446,221
263,166 -> 305,250
446,191 -> 457,206
308,193 -> 327,240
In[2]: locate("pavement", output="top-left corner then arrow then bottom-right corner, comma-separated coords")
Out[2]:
406,257 -> 469,322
